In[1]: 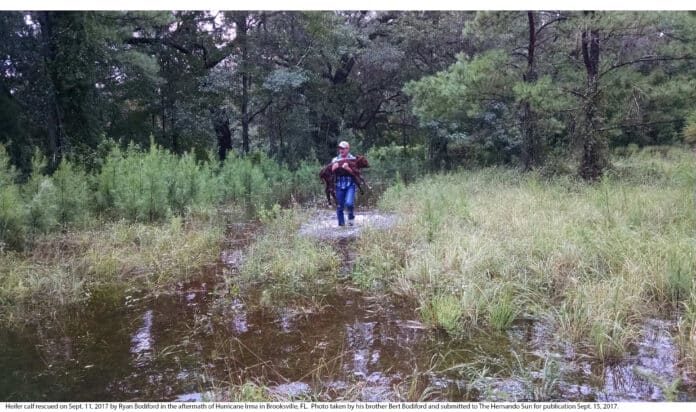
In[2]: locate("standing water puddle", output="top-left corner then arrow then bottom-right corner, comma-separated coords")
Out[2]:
297,209 -> 397,241
1,210 -> 694,401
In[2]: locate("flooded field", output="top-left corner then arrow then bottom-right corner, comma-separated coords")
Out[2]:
1,209 -> 694,402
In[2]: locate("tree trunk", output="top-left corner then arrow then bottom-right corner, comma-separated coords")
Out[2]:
235,13 -> 251,154
401,108 -> 408,147
580,22 -> 607,181
520,11 -> 538,171
170,97 -> 179,153
37,11 -> 65,169
213,114 -> 232,161
319,54 -> 356,157
267,106 -> 278,158
160,89 -> 167,145
241,72 -> 250,154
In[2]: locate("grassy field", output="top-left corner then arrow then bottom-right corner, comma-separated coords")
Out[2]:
351,146 -> 696,371
0,141 -> 323,327
2,144 -> 694,398
0,208 -> 227,326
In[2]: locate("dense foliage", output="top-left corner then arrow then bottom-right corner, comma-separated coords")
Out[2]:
2,10 -> 696,249
0,141 -> 321,250
3,11 -> 694,179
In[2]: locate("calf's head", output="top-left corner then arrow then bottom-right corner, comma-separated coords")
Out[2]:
354,155 -> 369,169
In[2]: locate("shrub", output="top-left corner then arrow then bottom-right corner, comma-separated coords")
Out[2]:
52,160 -> 90,226
0,145 -> 25,250
93,145 -> 122,217
365,144 -> 427,185
23,151 -> 59,242
682,111 -> 696,147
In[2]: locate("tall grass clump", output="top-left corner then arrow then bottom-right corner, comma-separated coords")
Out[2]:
238,206 -> 340,304
677,292 -> 696,380
355,146 -> 695,361
486,287 -> 518,331
665,249 -> 695,303
351,226 -> 409,291
77,216 -> 224,287
0,212 -> 225,326
420,294 -> 463,335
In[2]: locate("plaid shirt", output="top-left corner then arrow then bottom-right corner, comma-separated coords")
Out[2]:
335,175 -> 355,190
332,154 -> 356,190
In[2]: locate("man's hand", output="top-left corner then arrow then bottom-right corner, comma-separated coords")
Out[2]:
332,162 -> 339,171
342,163 -> 352,173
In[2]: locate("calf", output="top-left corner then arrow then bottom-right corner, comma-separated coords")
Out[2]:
319,155 -> 370,206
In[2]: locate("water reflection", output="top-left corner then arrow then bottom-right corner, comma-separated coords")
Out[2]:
130,310 -> 154,359
345,321 -> 377,379
229,299 -> 248,334
3,279 -> 694,401
592,319 -> 682,401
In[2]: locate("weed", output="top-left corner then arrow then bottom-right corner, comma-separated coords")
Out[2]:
420,294 -> 463,335
487,288 -> 517,331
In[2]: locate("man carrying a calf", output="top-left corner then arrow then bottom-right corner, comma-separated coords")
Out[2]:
331,140 -> 359,227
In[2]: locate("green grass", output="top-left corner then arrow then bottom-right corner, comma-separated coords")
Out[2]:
678,291 -> 696,380
238,206 -> 341,305
352,146 -> 696,361
0,211 -> 225,326
487,288 -> 518,332
420,294 -> 463,335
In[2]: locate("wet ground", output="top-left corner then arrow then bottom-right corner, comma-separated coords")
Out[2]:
1,209 -> 695,401
297,209 -> 397,241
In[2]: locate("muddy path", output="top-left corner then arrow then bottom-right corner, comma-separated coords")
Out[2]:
1,208 -> 694,401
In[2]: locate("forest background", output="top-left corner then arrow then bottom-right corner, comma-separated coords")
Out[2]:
2,8 -> 696,248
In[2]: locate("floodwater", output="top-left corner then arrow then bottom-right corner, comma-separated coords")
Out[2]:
298,209 -> 397,241
1,210 -> 695,402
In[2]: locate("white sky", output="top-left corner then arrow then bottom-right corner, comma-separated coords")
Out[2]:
0,0 -> 688,11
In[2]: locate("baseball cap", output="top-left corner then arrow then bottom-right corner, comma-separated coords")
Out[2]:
338,141 -> 350,149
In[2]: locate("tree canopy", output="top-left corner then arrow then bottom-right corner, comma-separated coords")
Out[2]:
2,10 -> 695,179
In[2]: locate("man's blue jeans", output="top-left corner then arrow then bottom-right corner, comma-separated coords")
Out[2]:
336,184 -> 355,226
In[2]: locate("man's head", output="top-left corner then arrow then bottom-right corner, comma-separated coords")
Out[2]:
338,141 -> 350,153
